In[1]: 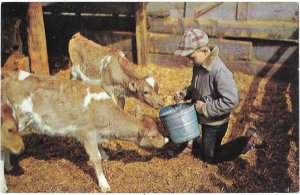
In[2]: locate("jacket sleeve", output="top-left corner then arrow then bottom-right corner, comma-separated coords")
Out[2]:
203,69 -> 240,118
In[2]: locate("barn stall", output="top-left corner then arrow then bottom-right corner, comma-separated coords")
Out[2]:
1,2 -> 299,192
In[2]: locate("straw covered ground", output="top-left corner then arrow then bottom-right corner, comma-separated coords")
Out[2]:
6,63 -> 299,193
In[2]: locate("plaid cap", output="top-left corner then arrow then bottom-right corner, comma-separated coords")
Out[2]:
174,29 -> 209,57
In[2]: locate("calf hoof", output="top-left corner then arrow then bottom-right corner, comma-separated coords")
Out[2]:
0,181 -> 8,192
100,186 -> 111,193
99,174 -> 111,192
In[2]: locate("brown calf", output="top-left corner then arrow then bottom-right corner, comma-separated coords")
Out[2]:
68,32 -> 163,109
1,70 -> 168,192
1,94 -> 25,192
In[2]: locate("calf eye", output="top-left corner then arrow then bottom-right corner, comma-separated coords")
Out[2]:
144,90 -> 149,95
8,128 -> 14,133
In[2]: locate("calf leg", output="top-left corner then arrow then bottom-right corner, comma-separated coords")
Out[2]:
117,96 -> 125,109
4,151 -> 13,172
0,150 -> 8,192
97,139 -> 109,161
99,146 -> 109,161
79,131 -> 111,192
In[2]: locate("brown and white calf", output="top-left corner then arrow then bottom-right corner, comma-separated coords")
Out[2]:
1,95 -> 25,192
1,70 -> 168,192
68,32 -> 163,109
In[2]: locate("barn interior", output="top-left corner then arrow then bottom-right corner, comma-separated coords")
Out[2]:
1,2 -> 299,193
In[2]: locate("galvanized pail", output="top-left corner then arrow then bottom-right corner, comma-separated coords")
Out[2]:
159,103 -> 200,144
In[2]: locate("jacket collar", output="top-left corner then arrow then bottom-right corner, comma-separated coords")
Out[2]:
201,45 -> 219,72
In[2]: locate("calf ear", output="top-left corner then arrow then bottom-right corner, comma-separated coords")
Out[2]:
129,82 -> 137,92
134,104 -> 143,118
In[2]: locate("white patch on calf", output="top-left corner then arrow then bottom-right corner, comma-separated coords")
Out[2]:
32,112 -> 77,136
15,95 -> 77,135
118,51 -> 125,58
72,65 -> 102,86
145,77 -> 156,89
18,117 -> 29,131
99,55 -> 112,72
18,70 -> 30,81
70,66 -> 79,80
83,88 -> 111,111
16,96 -> 33,131
19,96 -> 33,113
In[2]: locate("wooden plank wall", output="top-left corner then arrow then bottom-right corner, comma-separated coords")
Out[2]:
147,2 -> 299,78
42,2 -> 137,63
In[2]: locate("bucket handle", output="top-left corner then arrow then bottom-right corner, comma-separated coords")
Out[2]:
171,103 -> 196,109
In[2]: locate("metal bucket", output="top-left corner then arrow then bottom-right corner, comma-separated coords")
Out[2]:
159,103 -> 200,144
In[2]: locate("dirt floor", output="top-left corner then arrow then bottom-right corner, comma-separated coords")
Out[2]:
6,62 -> 299,193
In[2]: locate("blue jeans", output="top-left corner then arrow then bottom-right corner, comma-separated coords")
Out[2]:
201,122 -> 228,163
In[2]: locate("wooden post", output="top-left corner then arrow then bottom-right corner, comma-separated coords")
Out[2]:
135,2 -> 149,65
27,2 -> 49,75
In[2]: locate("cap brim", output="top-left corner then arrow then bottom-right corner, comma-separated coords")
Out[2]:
174,49 -> 195,57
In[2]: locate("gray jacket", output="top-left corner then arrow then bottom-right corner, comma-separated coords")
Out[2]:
185,46 -> 240,125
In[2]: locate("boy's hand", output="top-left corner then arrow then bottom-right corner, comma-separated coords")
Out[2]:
173,90 -> 187,102
195,100 -> 205,114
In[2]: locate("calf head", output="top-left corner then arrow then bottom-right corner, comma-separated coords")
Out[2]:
137,116 -> 168,148
1,103 -> 25,154
128,78 -> 164,109
2,53 -> 29,71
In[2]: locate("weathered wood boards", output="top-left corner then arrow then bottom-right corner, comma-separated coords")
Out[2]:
185,2 -> 238,19
146,1 -> 299,79
27,2 -> 49,75
149,33 -> 252,61
147,2 -> 184,18
245,2 -> 298,21
236,3 -> 249,20
42,2 -> 135,16
183,2 -> 298,21
148,18 -> 298,42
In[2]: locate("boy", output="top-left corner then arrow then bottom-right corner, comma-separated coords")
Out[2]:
174,29 -> 265,163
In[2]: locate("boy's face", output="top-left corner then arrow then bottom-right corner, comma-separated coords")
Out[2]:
187,46 -> 210,65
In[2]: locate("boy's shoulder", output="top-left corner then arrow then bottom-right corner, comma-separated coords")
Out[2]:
211,57 -> 232,74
